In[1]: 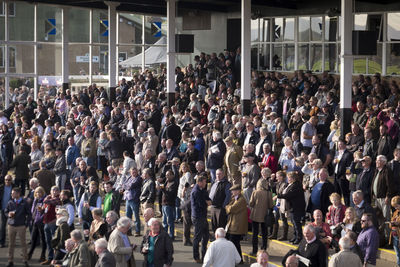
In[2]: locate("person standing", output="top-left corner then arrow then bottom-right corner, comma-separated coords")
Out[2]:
54,147 -> 67,191
78,181 -> 102,230
223,136 -> 243,186
202,228 -> 241,267
5,187 -> 31,267
122,168 -> 142,236
390,196 -> 400,266
0,175 -> 13,248
209,169 -> 231,233
108,217 -> 137,267
328,236 -> 362,267
357,213 -> 379,267
191,175 -> 211,263
10,147 -> 31,195
80,130 -> 96,168
160,170 -> 178,239
103,181 -> 121,217
94,238 -> 116,267
225,184 -> 248,262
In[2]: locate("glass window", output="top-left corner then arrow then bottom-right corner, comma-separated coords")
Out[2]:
119,46 -> 141,76
68,44 -> 89,77
145,16 -> 166,45
272,44 -> 282,69
325,16 -> 338,41
0,16 -> 4,40
9,2 -> 34,41
0,46 -> 3,70
387,43 -> 400,75
367,43 -> 382,74
251,44 -> 258,69
311,17 -> 322,41
119,13 -> 143,45
0,77 -> 4,110
388,13 -> 400,41
0,2 -> 16,16
262,19 -> 270,42
92,10 -> 108,44
37,5 -> 62,42
298,44 -> 309,70
272,18 -> 283,42
92,45 -> 109,75
353,57 -> 366,74
37,44 -> 62,75
310,44 -> 322,72
298,16 -> 310,42
324,43 -> 337,72
251,19 -> 259,42
284,18 -> 294,41
8,45 -> 34,74
69,8 -> 89,43
259,44 -> 270,70
354,14 -> 368,30
283,44 -> 295,71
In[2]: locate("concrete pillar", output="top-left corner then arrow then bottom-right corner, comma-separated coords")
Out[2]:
241,0 -> 251,115
340,0 -> 353,137
4,1 -> 9,109
34,3 -> 38,101
166,0 -> 176,106
116,12 -> 120,83
382,13 -> 387,76
62,7 -> 69,93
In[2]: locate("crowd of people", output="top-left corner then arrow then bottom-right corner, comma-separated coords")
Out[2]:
0,47 -> 400,267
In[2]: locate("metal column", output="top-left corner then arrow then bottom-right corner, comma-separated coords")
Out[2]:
340,0 -> 354,137
62,7 -> 70,93
166,0 -> 176,106
142,15 -> 146,73
241,0 -> 251,115
106,1 -> 118,104
4,1 -> 9,109
89,9 -> 93,86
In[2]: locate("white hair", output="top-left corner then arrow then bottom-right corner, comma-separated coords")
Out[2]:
94,238 -> 108,249
339,236 -> 351,250
148,217 -> 161,227
29,178 -> 39,185
70,229 -> 83,241
303,224 -> 315,234
377,155 -> 387,164
212,131 -> 222,140
215,228 -> 226,238
117,216 -> 133,229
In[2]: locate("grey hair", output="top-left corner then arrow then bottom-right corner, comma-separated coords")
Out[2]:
94,238 -> 108,249
352,190 -> 364,199
70,229 -> 83,241
303,224 -> 315,234
106,210 -> 119,222
377,155 -> 387,164
117,216 -> 133,229
29,178 -> 39,185
212,131 -> 222,140
215,228 -> 226,238
339,236 -> 351,250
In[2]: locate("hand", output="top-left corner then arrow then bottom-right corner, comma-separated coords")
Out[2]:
206,200 -> 212,206
84,202 -> 90,208
84,229 -> 90,236
51,260 -> 56,265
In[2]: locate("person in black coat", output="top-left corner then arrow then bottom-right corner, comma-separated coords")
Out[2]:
350,156 -> 374,204
297,224 -> 327,267
333,139 -> 353,206
165,117 -> 182,148
277,171 -> 305,244
147,104 -> 162,135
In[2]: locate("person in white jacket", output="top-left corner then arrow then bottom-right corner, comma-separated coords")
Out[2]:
202,228 -> 241,267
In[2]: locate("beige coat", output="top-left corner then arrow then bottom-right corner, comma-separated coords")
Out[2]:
223,144 -> 243,185
226,194 -> 248,235
328,249 -> 362,267
108,228 -> 136,267
249,179 -> 273,223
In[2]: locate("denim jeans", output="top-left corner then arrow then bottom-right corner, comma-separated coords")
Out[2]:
162,205 -> 175,238
126,199 -> 141,234
209,169 -> 217,184
44,223 -> 57,260
175,198 -> 181,220
192,216 -> 209,260
83,157 -> 95,168
290,212 -> 303,241
393,235 -> 400,265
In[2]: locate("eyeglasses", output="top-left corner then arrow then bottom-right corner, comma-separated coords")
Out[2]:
360,220 -> 367,223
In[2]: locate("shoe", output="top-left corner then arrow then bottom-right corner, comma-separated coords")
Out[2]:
6,262 -> 14,267
40,260 -> 51,265
39,252 -> 46,262
293,239 -> 301,245
24,262 -> 29,267
184,241 -> 193,246
134,232 -> 141,237
27,252 -> 33,260
194,259 -> 202,264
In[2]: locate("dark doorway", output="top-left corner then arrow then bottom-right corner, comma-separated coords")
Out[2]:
227,18 -> 241,52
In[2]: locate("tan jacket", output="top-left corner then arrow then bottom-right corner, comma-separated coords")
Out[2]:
226,194 -> 248,235
81,137 -> 97,158
328,249 -> 362,267
249,181 -> 273,223
223,144 -> 243,185
107,228 -> 136,267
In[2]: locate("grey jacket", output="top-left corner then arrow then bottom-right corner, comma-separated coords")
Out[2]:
95,249 -> 117,267
140,178 -> 156,204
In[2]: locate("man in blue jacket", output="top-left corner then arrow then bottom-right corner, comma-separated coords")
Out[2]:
191,175 -> 211,263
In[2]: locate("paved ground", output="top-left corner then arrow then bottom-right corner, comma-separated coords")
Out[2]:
0,212 -> 397,267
